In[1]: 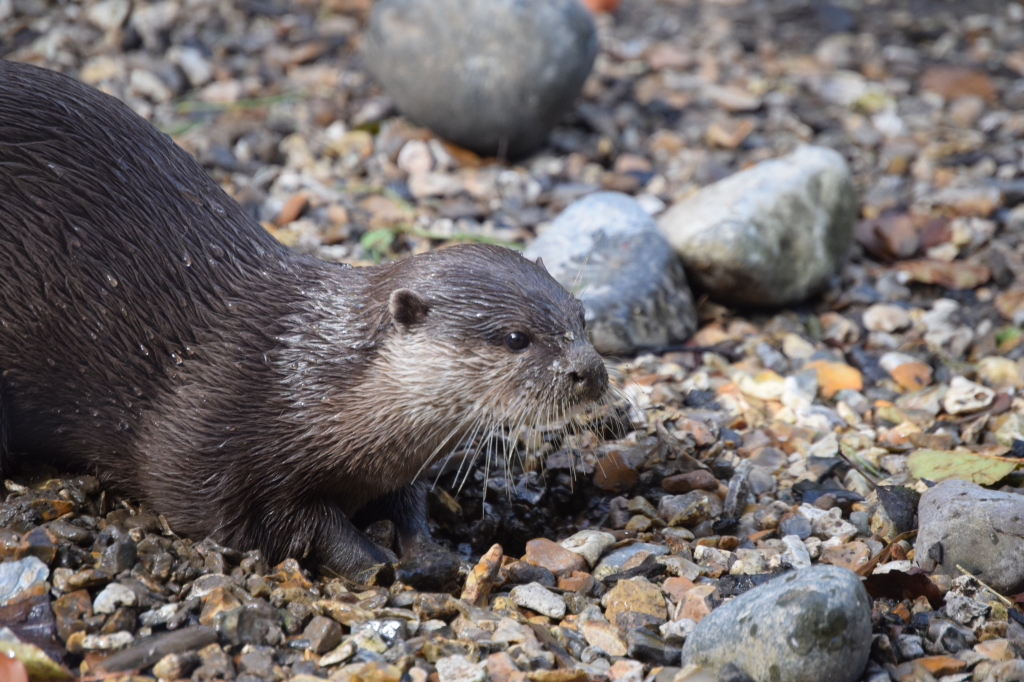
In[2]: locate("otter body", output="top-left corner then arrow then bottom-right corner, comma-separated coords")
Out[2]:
0,61 -> 607,576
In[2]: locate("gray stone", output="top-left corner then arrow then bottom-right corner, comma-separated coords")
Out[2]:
363,0 -> 596,159
593,543 -> 669,580
559,530 -> 616,568
0,556 -> 49,605
681,565 -> 872,682
524,192 -> 697,354
915,478 -> 1024,594
657,145 -> 857,307
509,582 -> 566,619
303,615 -> 342,654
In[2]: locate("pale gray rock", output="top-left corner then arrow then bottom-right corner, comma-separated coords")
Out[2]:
657,145 -> 857,307
363,0 -> 596,159
524,192 -> 697,354
509,582 -> 566,619
681,565 -> 872,682
915,478 -> 1024,594
0,556 -> 49,606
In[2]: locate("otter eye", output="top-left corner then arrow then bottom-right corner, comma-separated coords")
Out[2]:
504,332 -> 530,352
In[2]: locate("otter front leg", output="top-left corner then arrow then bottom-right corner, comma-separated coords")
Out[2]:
314,503 -> 398,577
352,481 -> 430,555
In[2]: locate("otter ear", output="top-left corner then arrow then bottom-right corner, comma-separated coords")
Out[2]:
389,288 -> 429,328
535,256 -> 546,271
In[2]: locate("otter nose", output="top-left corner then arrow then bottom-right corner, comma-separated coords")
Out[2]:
568,346 -> 608,402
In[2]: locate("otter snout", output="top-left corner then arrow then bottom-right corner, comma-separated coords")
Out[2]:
566,344 -> 608,403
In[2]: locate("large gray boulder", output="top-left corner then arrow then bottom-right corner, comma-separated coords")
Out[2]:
915,478 -> 1024,594
681,565 -> 872,682
363,0 -> 597,159
657,145 -> 857,307
524,192 -> 697,355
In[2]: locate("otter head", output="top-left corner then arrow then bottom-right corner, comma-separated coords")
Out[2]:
369,243 -> 608,465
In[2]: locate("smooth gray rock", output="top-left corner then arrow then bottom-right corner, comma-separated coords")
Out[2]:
363,0 -> 596,159
915,478 -> 1024,594
657,145 -> 857,307
681,565 -> 872,682
524,192 -> 697,354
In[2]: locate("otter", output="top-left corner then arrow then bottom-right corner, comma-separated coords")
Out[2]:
0,60 -> 608,577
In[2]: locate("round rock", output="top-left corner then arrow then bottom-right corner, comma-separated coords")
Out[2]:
657,145 -> 857,307
524,192 -> 697,354
681,565 -> 872,682
915,478 -> 1024,594
363,0 -> 597,159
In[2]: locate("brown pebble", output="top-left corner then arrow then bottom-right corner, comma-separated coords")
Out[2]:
274,192 -> 308,227
460,543 -> 503,606
522,538 -> 586,578
662,469 -> 718,494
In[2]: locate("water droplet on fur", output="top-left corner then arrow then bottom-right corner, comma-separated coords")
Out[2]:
47,358 -> 55,367
210,245 -> 225,258
182,252 -> 192,267
139,344 -> 150,357
170,352 -> 183,366
105,274 -> 118,287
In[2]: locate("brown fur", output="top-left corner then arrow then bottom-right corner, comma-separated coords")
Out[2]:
0,60 -> 607,576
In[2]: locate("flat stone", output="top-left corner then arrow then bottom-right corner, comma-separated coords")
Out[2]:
593,543 -> 668,580
862,304 -> 910,333
601,577 -> 667,624
0,556 -> 49,605
524,192 -> 697,354
657,145 -> 857,307
559,530 -> 615,568
681,565 -> 872,682
523,538 -> 587,577
364,0 -> 596,158
915,479 -> 1024,594
580,620 -> 627,657
509,582 -> 566,619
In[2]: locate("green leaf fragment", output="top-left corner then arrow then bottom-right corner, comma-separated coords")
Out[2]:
908,449 -> 1020,486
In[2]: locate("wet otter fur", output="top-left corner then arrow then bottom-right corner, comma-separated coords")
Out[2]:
0,60 -> 608,577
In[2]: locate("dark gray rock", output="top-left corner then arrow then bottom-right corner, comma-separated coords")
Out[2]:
363,0 -> 597,159
915,478 -> 1024,594
657,145 -> 857,307
524,192 -> 697,354
681,565 -> 872,682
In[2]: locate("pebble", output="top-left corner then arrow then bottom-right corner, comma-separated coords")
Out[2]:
593,543 -> 669,580
436,655 -> 486,682
509,582 -> 566,620
0,556 -> 49,605
364,0 -> 596,158
93,582 -> 137,614
601,577 -> 667,626
579,621 -> 627,657
861,303 -> 910,333
558,530 -> 615,568
657,146 -> 857,307
681,565 -> 872,682
524,192 -> 697,354
915,479 -> 1024,594
523,538 -> 587,578
942,376 -> 995,415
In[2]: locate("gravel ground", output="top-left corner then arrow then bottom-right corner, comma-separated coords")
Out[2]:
5,0 -> 1024,681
